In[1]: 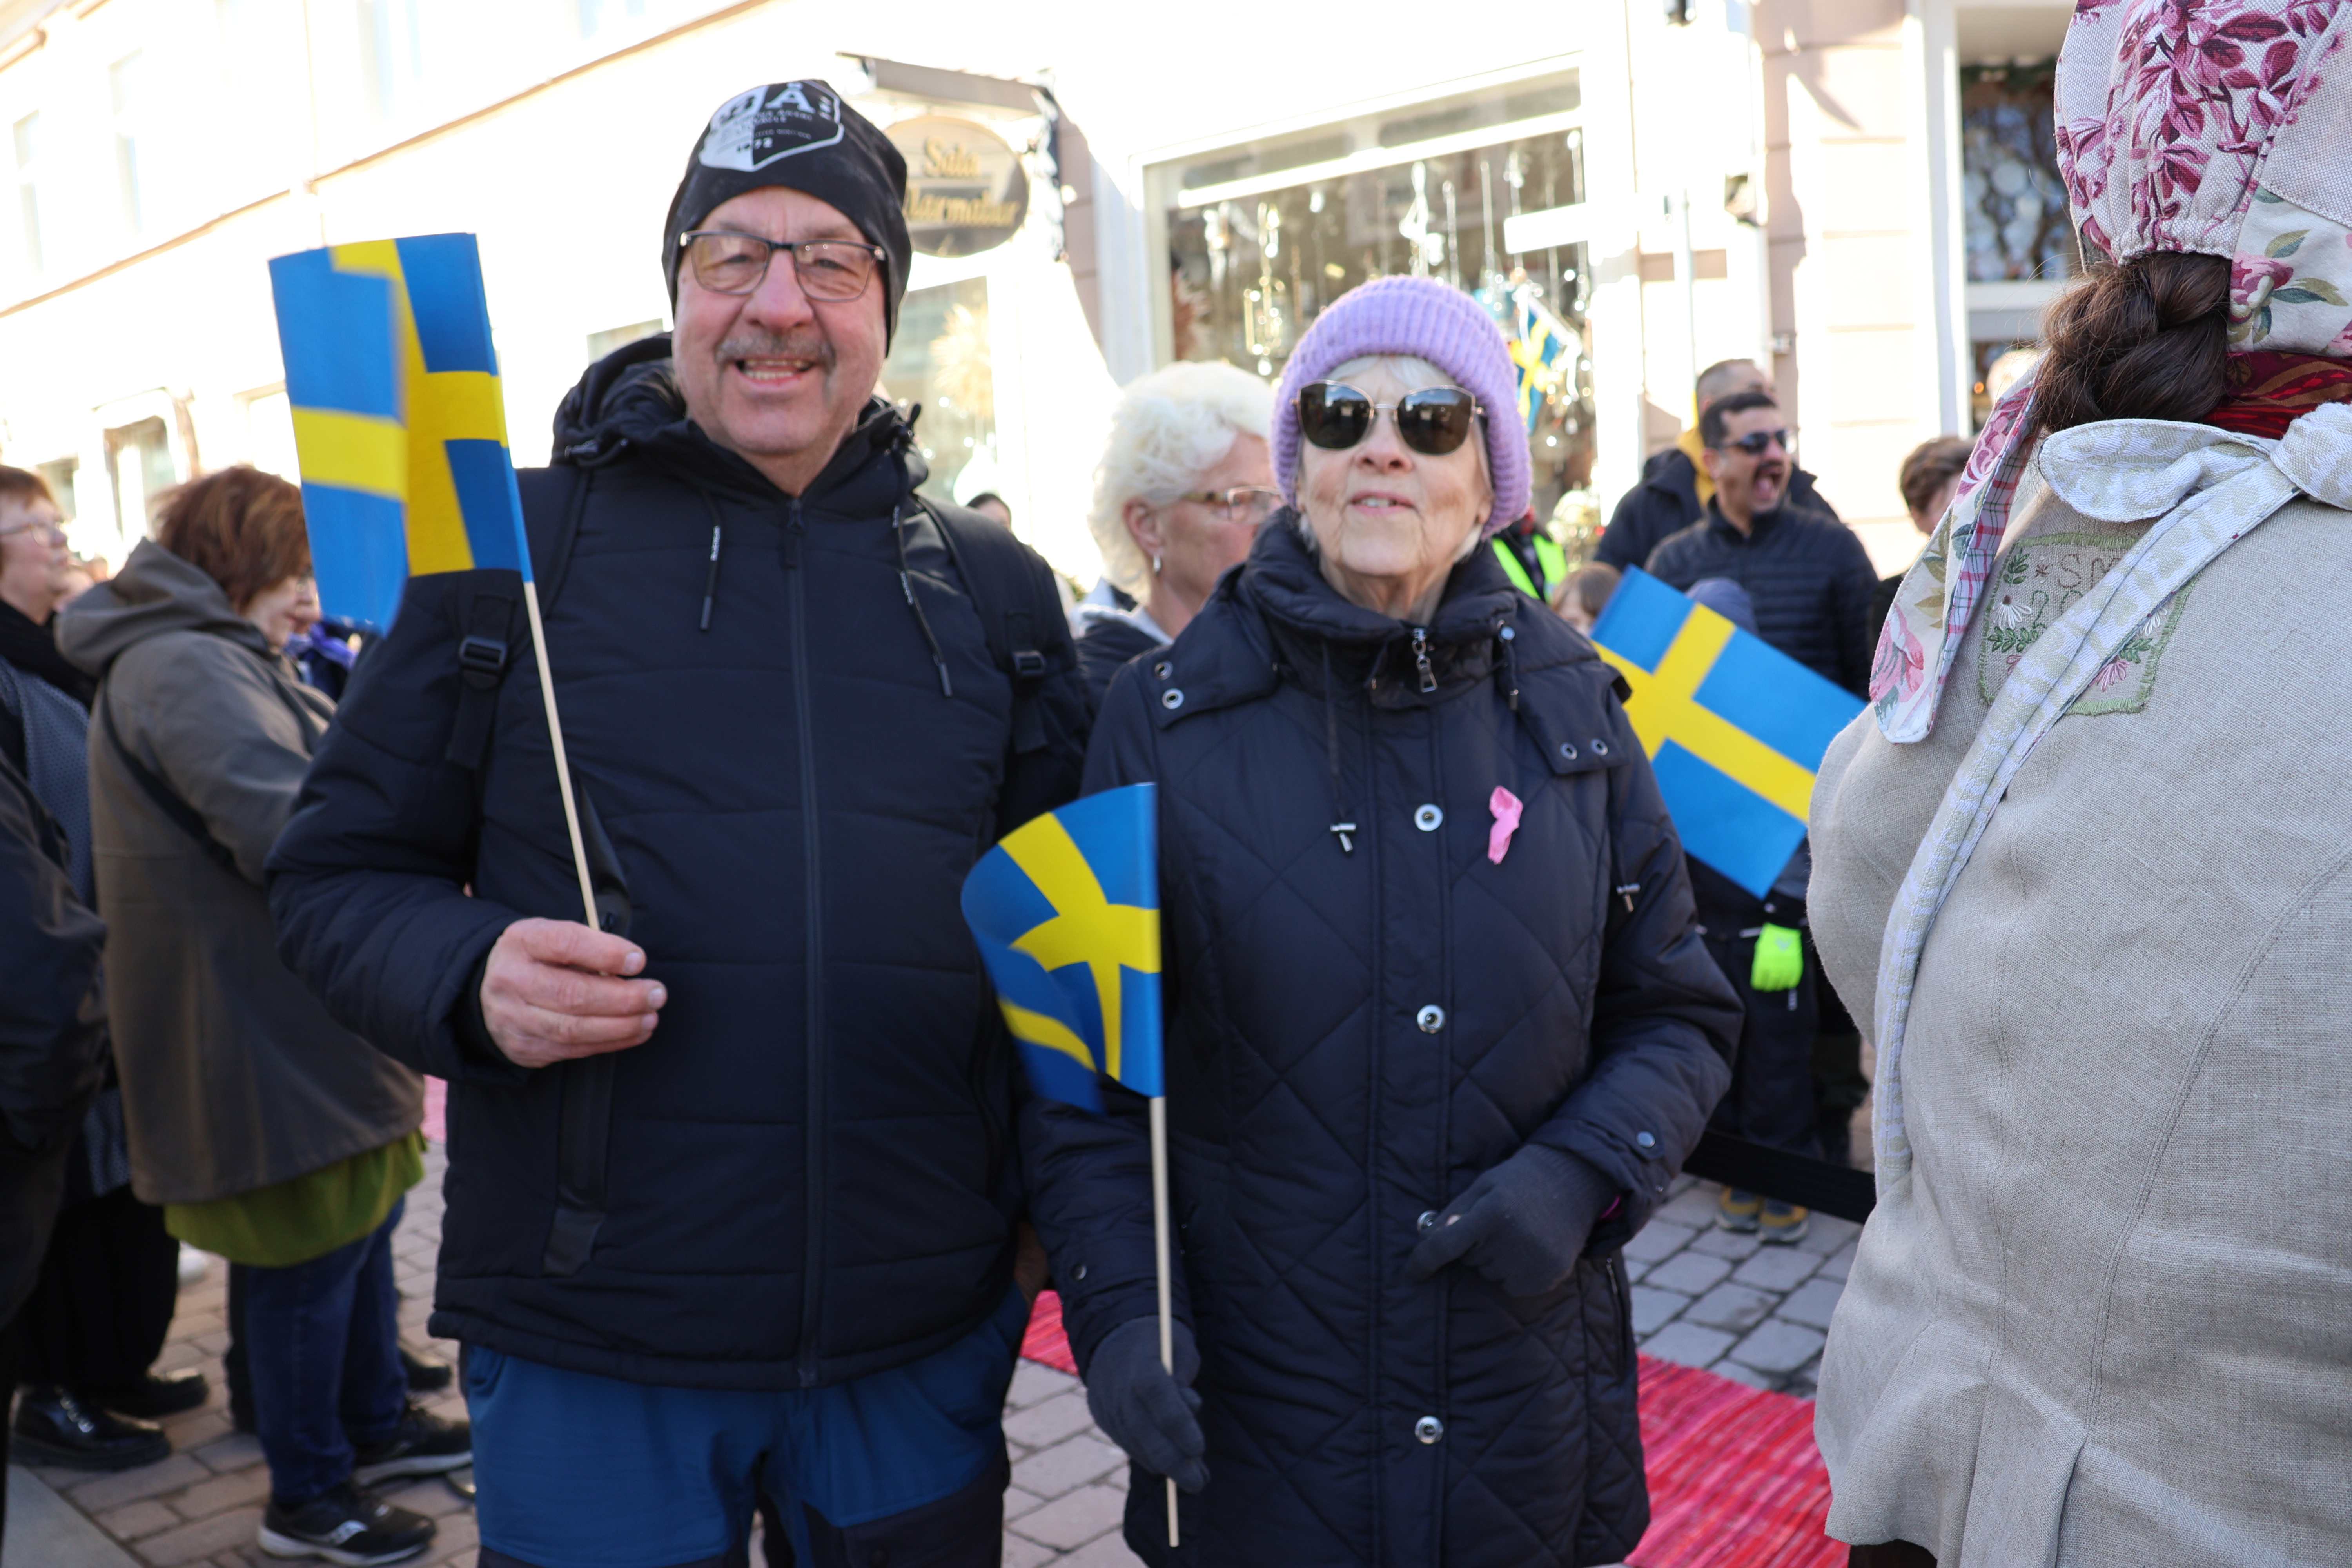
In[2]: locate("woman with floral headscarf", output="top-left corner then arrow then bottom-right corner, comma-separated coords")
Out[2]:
1808,3 -> 2352,1564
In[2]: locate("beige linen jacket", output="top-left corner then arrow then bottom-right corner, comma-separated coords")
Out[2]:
1807,466 -> 2352,1566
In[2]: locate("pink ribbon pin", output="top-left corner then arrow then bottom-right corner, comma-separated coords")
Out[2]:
1487,786 -> 1523,865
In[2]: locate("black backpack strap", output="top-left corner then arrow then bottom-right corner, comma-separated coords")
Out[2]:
98,688 -> 240,875
919,497 -> 1072,755
541,776 -> 631,1279
446,466 -> 590,770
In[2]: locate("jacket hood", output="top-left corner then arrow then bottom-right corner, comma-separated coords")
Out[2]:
551,332 -> 929,511
57,537 -> 269,678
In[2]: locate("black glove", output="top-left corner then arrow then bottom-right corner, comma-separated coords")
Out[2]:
1406,1143 -> 1619,1297
1083,1316 -> 1209,1493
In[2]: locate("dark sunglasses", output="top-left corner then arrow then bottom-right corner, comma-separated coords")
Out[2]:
1296,382 -> 1483,456
1716,428 -> 1793,457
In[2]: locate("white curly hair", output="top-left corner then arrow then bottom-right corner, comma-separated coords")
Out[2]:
1087,361 -> 1275,601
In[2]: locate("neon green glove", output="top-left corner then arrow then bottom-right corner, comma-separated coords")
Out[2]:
1751,924 -> 1804,992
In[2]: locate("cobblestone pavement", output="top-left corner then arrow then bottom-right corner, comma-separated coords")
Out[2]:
18,1155 -> 1855,1568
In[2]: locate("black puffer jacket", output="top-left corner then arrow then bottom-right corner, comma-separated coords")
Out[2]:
1595,445 -> 1839,572
0,749 -> 103,1160
1024,521 -> 1739,1567
270,341 -> 1088,1389
1644,502 -> 1879,697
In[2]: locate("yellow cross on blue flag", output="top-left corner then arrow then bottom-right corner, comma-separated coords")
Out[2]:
1510,285 -> 1573,434
961,784 -> 1163,1114
266,234 -> 532,632
1589,568 -> 1864,896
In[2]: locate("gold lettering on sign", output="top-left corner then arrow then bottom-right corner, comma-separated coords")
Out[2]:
924,138 -> 982,179
903,192 -> 1022,226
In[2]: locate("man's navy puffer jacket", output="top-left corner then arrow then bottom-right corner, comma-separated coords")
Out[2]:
269,343 -> 1088,1390
1023,521 -> 1739,1567
1644,503 -> 1879,698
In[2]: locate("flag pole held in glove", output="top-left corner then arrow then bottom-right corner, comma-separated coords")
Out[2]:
962,783 -> 1185,1546
267,235 -> 598,932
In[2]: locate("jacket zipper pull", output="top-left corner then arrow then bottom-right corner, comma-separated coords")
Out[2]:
1412,627 -> 1436,693
1616,881 -> 1641,912
784,499 -> 804,568
1330,822 -> 1357,854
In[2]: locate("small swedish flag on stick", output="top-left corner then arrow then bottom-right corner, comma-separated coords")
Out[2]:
962,784 -> 1181,1543
267,234 -> 599,932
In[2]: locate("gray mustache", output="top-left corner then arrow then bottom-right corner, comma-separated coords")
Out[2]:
715,333 -> 833,367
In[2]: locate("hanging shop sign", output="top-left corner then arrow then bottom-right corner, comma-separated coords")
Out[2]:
887,115 -> 1029,257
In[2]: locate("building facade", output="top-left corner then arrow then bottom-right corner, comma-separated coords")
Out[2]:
0,0 -> 2077,585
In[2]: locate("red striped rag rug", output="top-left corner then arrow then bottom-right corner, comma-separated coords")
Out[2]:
1018,1292 -> 1839,1566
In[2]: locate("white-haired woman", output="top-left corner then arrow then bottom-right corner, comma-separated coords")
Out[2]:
1074,361 -> 1277,710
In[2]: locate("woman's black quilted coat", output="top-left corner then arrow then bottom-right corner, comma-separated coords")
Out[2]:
1024,521 -> 1739,1567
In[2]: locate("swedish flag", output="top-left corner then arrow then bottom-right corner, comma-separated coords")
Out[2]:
1510,287 -> 1573,434
1590,569 -> 1863,896
267,234 -> 531,632
962,784 -> 1163,1114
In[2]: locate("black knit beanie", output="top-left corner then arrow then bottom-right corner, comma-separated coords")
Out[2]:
661,81 -> 912,342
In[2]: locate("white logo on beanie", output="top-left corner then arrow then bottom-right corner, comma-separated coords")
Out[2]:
699,82 -> 845,173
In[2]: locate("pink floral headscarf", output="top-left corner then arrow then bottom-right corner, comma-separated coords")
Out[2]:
1873,0 -> 2352,742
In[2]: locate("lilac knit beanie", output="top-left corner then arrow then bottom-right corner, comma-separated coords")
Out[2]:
1271,275 -> 1530,537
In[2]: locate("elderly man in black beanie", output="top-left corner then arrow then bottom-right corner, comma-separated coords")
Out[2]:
270,79 -> 1087,1568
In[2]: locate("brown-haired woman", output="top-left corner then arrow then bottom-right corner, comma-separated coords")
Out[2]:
58,467 -> 467,1564
1811,3 -> 2352,1562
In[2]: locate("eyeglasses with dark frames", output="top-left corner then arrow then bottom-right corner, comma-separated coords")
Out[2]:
1175,486 -> 1284,524
677,230 -> 886,301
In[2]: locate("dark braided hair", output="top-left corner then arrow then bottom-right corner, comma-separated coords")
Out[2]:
2031,252 -> 2231,436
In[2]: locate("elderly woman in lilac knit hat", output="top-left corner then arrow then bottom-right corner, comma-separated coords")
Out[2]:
1022,276 -> 1738,1566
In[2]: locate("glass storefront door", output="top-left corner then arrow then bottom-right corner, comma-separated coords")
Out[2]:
1150,69 -> 1597,532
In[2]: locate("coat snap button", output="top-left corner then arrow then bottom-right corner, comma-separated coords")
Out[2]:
1417,1210 -> 1438,1233
1161,688 -> 1185,710
1071,1263 -> 1088,1281
1414,1416 -> 1445,1444
1414,804 -> 1443,831
1416,1004 -> 1445,1033
1558,742 -> 1578,761
1154,661 -> 1172,679
1636,1131 -> 1656,1151
1590,738 -> 1610,756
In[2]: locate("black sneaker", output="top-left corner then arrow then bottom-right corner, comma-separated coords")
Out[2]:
11,1385 -> 171,1471
350,1405 -> 470,1485
258,1480 -> 433,1565
397,1346 -> 452,1394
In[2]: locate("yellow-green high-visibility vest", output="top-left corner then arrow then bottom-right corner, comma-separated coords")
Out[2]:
1492,532 -> 1569,600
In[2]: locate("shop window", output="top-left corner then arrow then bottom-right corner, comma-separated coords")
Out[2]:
1160,71 -> 1595,527
107,418 -> 176,537
359,0 -> 428,125
111,52 -> 147,237
1961,64 -> 2074,282
14,112 -> 40,278
36,458 -> 76,522
879,277 -> 997,510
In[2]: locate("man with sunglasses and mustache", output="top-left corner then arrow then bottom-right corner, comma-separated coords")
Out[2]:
272,80 -> 1088,1568
1644,389 -> 1878,699
1596,358 -> 1842,573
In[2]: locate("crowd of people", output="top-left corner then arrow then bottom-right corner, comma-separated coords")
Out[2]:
5,7 -> 2350,1563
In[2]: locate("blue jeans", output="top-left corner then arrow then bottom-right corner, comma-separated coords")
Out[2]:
242,1200 -> 410,1505
466,1283 -> 1029,1568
